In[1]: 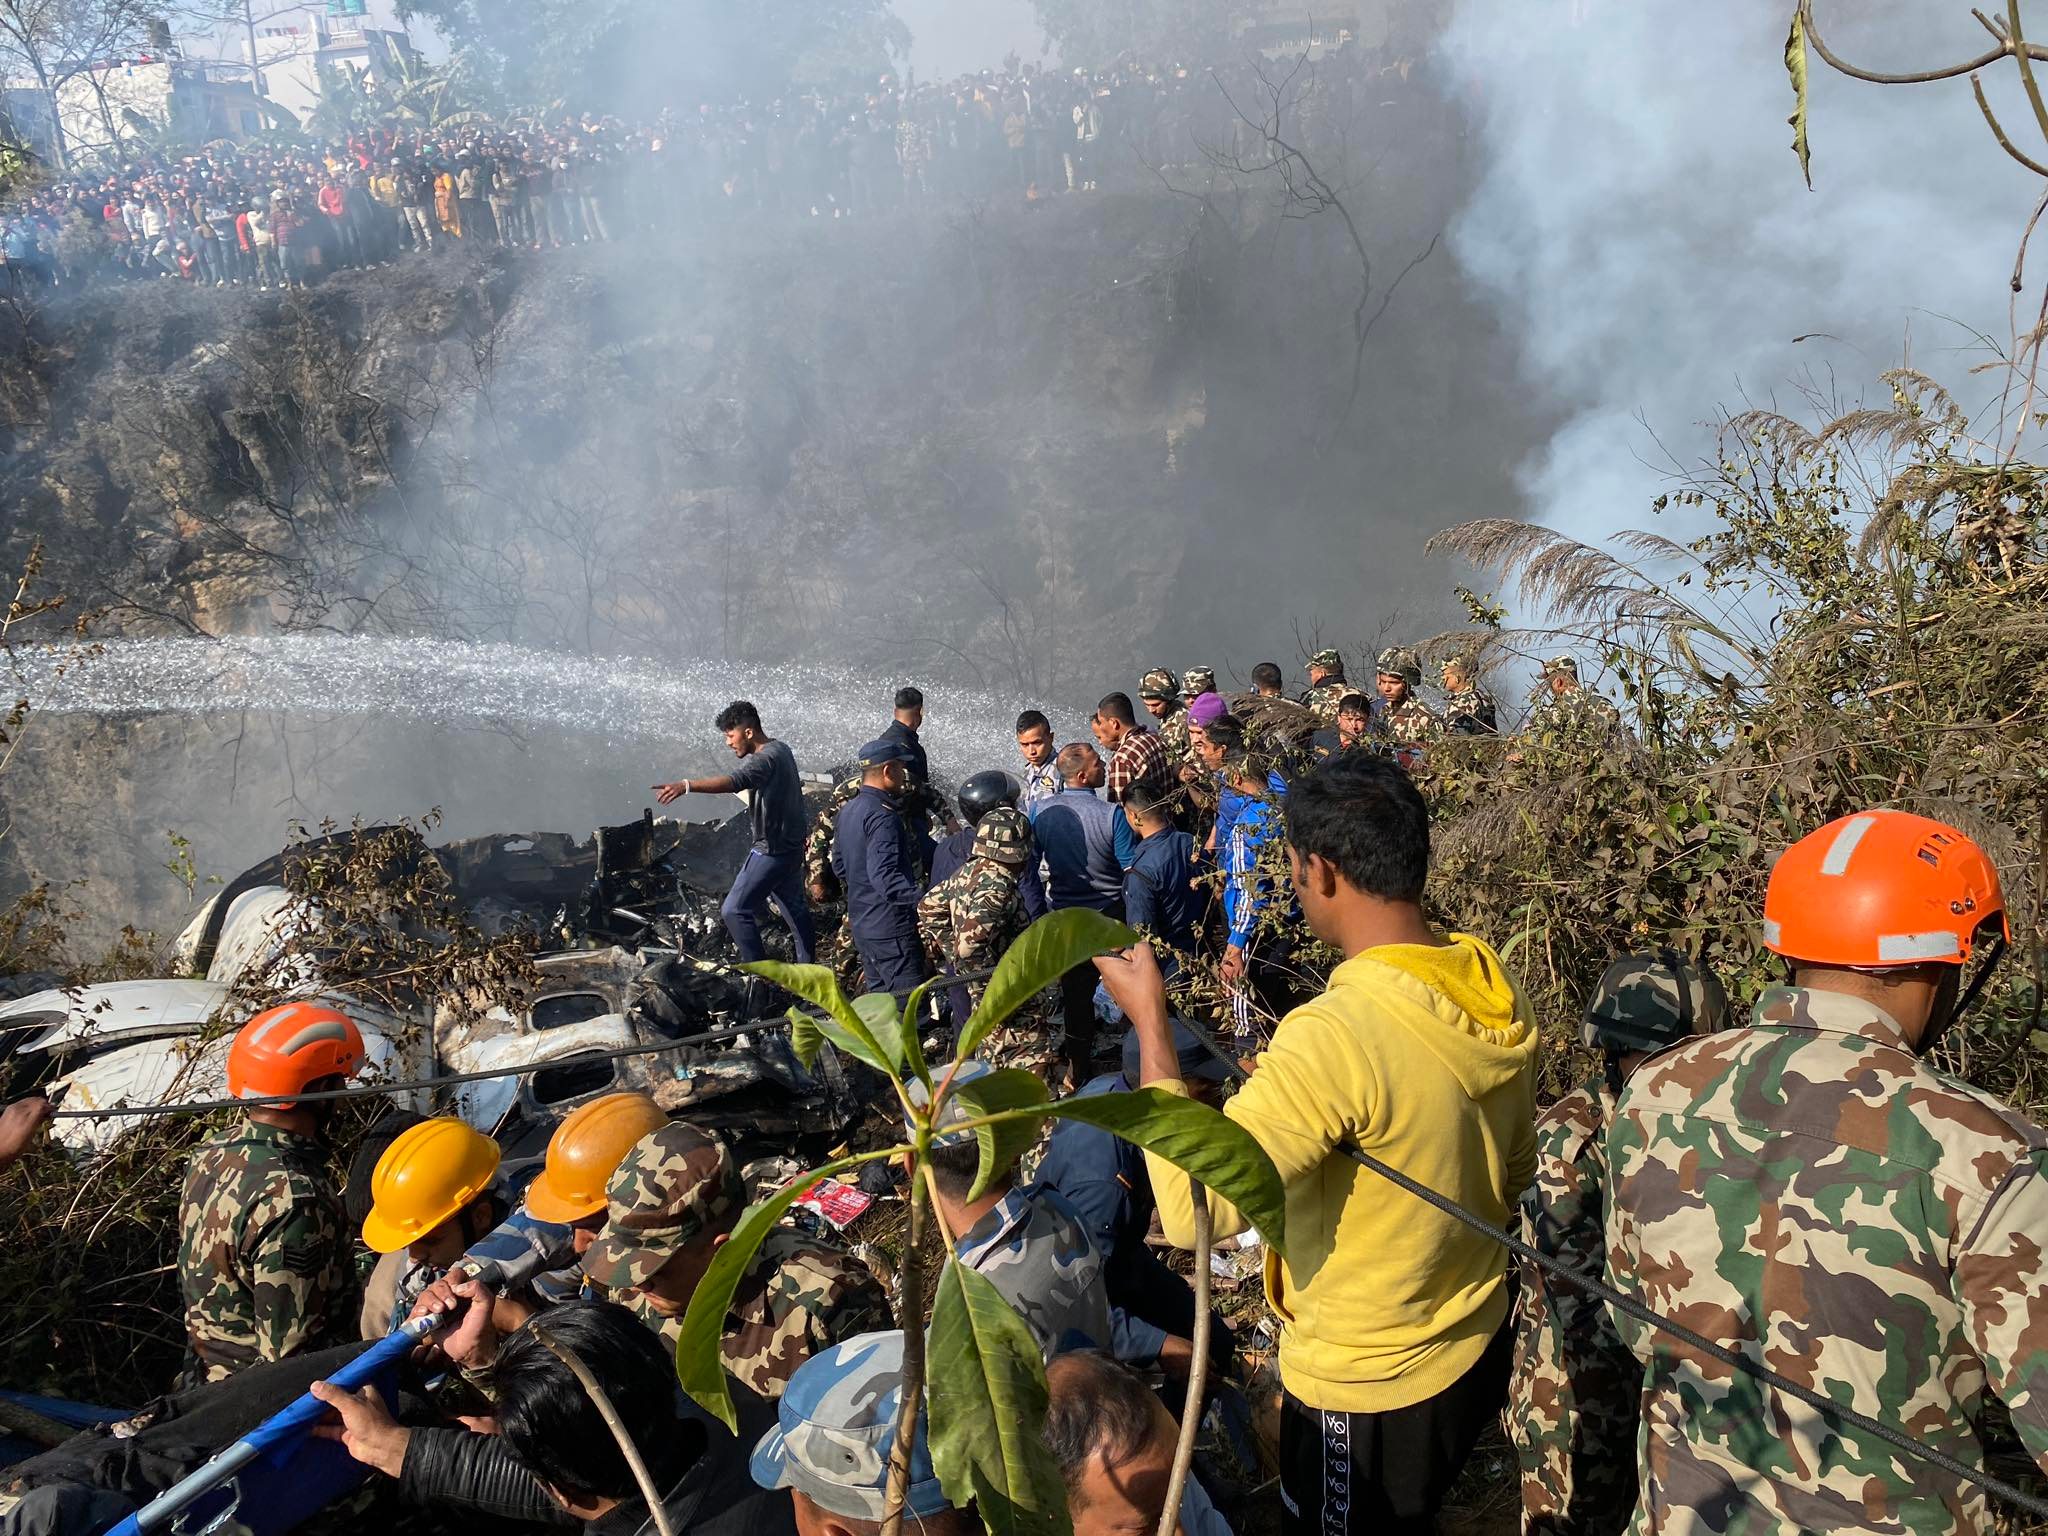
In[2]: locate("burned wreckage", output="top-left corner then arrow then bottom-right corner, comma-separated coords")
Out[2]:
0,796 -> 875,1164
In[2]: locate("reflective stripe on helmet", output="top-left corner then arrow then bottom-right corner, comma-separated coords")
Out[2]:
278,1019 -> 355,1055
1818,814 -> 1877,877
1877,931 -> 1962,962
1762,918 -> 1782,947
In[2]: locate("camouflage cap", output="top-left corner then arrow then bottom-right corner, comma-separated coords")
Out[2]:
750,1331 -> 949,1521
1579,948 -> 1731,1055
1137,667 -> 1179,702
1308,647 -> 1343,672
972,805 -> 1032,868
1440,651 -> 1476,676
1375,646 -> 1422,686
1181,666 -> 1216,697
580,1121 -> 742,1291
904,1058 -> 991,1146
1542,654 -> 1579,678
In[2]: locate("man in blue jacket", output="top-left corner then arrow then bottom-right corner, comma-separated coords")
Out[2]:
1119,783 -> 1197,977
831,737 -> 930,1002
1030,743 -> 1126,1086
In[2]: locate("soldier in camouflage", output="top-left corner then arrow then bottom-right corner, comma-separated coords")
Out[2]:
177,1002 -> 365,1384
1607,809 -> 2048,1535
1374,646 -> 1444,746
1297,647 -> 1350,725
802,771 -> 950,902
1440,653 -> 1498,735
1139,667 -> 1192,778
910,1060 -> 1112,1358
1181,665 -> 1217,702
1509,950 -> 1729,1536
917,804 -> 1032,1021
1526,656 -> 1622,745
581,1120 -> 891,1398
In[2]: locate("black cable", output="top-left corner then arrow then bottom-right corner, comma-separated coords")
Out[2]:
1171,1014 -> 2048,1520
43,964 -> 1002,1120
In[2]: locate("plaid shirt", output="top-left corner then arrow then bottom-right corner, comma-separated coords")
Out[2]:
1103,727 -> 1170,803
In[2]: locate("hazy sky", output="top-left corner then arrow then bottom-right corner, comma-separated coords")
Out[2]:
1446,0 -> 2041,552
891,0 -> 1050,78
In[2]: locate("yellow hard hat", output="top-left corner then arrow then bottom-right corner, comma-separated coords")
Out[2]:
361,1117 -> 502,1254
522,1093 -> 668,1224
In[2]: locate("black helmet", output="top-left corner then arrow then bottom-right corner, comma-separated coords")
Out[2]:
957,769 -> 1022,825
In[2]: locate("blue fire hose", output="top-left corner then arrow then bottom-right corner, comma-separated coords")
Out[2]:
102,1313 -> 440,1536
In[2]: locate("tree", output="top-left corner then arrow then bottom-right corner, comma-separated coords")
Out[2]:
0,0 -> 158,167
1028,0 -> 1229,67
677,909 -> 1287,1536
396,0 -> 906,114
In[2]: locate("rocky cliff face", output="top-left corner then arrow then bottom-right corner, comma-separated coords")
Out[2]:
0,80 -> 1539,937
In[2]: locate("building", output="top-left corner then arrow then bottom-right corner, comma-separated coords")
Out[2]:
5,56 -> 257,166
179,0 -> 417,131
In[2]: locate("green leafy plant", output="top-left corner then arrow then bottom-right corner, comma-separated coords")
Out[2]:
671,907 -> 1287,1536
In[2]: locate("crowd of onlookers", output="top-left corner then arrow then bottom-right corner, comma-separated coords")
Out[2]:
0,45 -> 1406,293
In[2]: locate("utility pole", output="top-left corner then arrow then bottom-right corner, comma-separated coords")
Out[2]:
243,0 -> 264,101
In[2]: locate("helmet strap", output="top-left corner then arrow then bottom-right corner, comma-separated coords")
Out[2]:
1948,937 -> 2009,1027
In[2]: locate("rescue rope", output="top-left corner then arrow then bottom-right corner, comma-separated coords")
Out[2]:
1172,1014 -> 2048,1521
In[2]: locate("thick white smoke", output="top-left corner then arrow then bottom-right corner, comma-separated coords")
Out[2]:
1445,0 -> 2044,545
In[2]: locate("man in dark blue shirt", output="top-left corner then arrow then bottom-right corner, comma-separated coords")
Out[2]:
654,700 -> 815,963
880,685 -> 951,878
831,737 -> 930,1002
1120,782 -> 1197,977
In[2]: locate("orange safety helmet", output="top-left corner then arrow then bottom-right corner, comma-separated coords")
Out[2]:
522,1092 -> 668,1224
1764,810 -> 2008,968
226,1000 -> 366,1106
362,1117 -> 502,1254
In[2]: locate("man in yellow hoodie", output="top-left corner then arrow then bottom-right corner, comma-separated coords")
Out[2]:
1096,751 -> 1538,1535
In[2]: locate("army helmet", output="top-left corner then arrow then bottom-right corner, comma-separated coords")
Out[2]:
1137,667 -> 1179,702
1579,947 -> 1730,1055
1542,654 -> 1580,679
972,805 -> 1032,868
1181,665 -> 1216,698
1375,646 -> 1422,688
1308,647 -> 1344,675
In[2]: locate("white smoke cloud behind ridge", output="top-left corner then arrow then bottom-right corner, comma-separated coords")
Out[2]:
1445,0 -> 2042,549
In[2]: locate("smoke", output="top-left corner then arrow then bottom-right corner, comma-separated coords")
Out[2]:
1445,0 -> 2043,549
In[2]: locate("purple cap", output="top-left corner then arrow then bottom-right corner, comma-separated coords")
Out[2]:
1186,691 -> 1228,727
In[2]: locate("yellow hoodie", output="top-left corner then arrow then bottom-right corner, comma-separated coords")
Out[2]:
1147,933 -> 1537,1412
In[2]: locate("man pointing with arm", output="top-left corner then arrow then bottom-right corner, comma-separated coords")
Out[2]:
655,700 -> 815,963
1095,752 -> 1537,1536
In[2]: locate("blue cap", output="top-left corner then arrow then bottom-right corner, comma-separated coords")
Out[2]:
857,737 -> 917,770
749,1332 -> 950,1520
1121,1021 -> 1233,1086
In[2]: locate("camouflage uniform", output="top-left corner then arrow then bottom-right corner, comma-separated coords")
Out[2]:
1298,646 -> 1351,726
1441,659 -> 1499,734
1606,984 -> 2048,1535
1180,666 -> 1217,700
582,1120 -> 890,1398
1372,647 -> 1443,748
623,1226 -> 893,1398
1508,1081 -> 1639,1536
954,1183 -> 1113,1360
750,1331 -> 951,1521
1139,668 -> 1192,776
176,1119 -> 350,1383
915,808 -> 1030,1010
1528,657 -> 1622,746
